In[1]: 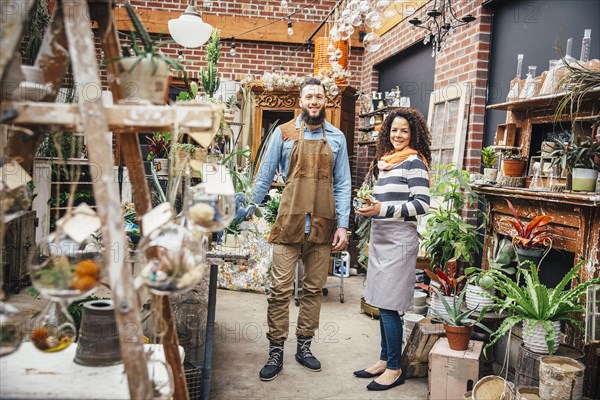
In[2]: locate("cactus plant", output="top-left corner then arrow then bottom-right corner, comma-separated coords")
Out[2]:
200,29 -> 221,99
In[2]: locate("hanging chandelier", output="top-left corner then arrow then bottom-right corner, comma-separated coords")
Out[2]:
408,0 -> 475,56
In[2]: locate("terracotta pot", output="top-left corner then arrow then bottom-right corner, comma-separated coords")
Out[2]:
503,159 -> 527,177
444,324 -> 473,350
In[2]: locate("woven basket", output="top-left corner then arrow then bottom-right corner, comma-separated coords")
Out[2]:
313,37 -> 348,84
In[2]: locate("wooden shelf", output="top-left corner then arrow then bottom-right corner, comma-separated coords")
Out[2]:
2,102 -> 221,132
358,106 -> 401,118
358,125 -> 375,132
357,140 -> 377,146
473,184 -> 600,207
487,88 -> 600,111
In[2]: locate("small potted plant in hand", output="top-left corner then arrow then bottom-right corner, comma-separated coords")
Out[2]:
481,146 -> 499,181
430,286 -> 492,351
502,199 -> 552,267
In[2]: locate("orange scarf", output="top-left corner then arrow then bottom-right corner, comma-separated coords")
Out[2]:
377,147 -> 429,171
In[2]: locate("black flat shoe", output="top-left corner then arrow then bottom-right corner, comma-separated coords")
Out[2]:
353,369 -> 382,378
366,374 -> 405,391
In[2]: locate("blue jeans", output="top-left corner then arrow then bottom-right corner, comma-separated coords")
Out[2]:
379,308 -> 403,370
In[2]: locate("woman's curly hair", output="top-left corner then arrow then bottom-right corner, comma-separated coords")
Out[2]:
375,107 -> 432,165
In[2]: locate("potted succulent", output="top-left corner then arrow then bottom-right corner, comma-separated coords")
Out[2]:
146,132 -> 173,176
485,260 -> 600,355
481,146 -> 499,181
464,238 -> 517,311
501,150 -> 527,177
550,130 -> 600,192
430,286 -> 492,351
502,199 -> 552,267
115,2 -> 185,105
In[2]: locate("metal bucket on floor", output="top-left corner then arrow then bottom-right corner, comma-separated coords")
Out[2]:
74,300 -> 122,366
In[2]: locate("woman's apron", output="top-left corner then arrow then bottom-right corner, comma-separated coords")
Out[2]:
365,219 -> 419,311
269,121 -> 337,244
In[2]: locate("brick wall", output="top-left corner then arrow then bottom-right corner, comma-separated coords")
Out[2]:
356,0 -> 493,188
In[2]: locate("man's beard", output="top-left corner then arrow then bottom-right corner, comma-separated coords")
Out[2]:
301,107 -> 326,126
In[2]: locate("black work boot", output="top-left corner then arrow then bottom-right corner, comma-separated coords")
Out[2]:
259,342 -> 284,381
295,335 -> 321,372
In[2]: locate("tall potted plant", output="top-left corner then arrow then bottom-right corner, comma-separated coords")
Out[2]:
146,132 -> 172,176
485,260 -> 600,355
115,2 -> 184,104
502,199 -> 553,267
430,286 -> 492,351
481,146 -> 499,181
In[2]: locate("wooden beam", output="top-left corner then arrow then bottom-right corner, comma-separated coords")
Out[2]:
375,1 -> 428,37
0,0 -> 36,82
62,1 -> 152,397
113,6 -> 362,46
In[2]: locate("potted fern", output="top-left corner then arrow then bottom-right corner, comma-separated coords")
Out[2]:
485,260 -> 600,355
430,286 -> 492,351
481,146 -> 499,181
116,2 -> 184,104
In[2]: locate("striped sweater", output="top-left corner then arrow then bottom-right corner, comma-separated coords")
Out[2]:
373,154 -> 430,223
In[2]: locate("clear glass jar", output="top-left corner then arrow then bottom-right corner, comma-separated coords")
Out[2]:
187,183 -> 236,233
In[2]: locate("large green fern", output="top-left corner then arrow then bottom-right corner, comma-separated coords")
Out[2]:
485,260 -> 600,355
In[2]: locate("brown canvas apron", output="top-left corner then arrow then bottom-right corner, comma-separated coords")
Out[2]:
269,121 -> 337,244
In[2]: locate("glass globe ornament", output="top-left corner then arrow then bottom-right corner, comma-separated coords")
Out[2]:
30,300 -> 76,352
351,13 -> 362,27
1,183 -> 33,219
29,232 -> 103,302
327,41 -> 336,55
363,30 -> 383,53
329,24 -> 341,41
384,8 -> 395,18
340,25 -> 354,40
328,84 -> 339,97
186,183 -> 236,233
0,302 -> 24,357
365,11 -> 382,29
359,0 -> 371,14
347,0 -> 360,13
341,9 -> 350,20
137,223 -> 207,295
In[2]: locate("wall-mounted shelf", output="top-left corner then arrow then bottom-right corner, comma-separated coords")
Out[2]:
487,88 -> 600,111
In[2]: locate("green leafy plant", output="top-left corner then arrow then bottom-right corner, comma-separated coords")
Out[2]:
225,95 -> 240,109
425,259 -> 465,296
555,56 -> 600,122
550,130 -> 600,172
176,81 -> 199,102
502,199 -> 552,249
25,0 -> 50,64
108,2 -> 184,76
465,238 -> 517,289
146,132 -> 173,161
485,260 -> 600,355
200,28 -> 221,99
430,286 -> 492,331
481,146 -> 498,169
263,189 -> 281,225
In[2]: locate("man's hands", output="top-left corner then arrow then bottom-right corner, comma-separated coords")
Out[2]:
331,227 -> 348,251
355,200 -> 381,217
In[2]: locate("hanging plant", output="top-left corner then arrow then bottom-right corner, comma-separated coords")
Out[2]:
25,0 -> 50,64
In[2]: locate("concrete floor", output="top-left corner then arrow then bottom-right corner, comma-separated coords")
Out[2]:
210,275 -> 429,399
2,274 -> 429,399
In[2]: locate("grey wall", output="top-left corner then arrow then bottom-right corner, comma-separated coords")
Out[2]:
485,0 -> 600,146
376,42 -> 436,119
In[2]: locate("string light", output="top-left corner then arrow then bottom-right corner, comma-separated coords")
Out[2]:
178,49 -> 185,62
287,18 -> 294,36
229,37 -> 236,57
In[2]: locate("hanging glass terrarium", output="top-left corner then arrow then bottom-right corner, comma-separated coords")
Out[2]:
29,232 -> 103,302
187,183 -> 236,233
0,302 -> 24,357
0,160 -> 33,219
30,300 -> 76,352
138,222 -> 207,295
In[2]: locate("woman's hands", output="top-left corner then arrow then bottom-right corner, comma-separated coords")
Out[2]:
355,200 -> 381,217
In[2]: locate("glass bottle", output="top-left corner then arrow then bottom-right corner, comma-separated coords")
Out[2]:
580,29 -> 592,63
529,162 -> 544,191
506,54 -> 524,102
546,164 -> 559,191
519,66 -> 538,99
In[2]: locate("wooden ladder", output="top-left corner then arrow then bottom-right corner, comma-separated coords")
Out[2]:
0,0 -> 218,398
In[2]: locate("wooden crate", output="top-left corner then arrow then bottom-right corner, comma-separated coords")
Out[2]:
495,123 -> 517,146
428,337 -> 483,400
401,317 -> 445,378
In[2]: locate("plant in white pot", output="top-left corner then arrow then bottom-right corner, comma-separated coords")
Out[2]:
484,260 -> 600,355
550,130 -> 600,192
425,259 -> 464,319
114,2 -> 185,104
481,146 -> 499,182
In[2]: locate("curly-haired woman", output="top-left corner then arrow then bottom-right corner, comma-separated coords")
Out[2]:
354,108 -> 431,391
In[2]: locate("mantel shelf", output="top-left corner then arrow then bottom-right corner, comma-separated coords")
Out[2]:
487,88 -> 600,111
358,106 -> 402,118
473,184 -> 600,207
2,101 -> 222,132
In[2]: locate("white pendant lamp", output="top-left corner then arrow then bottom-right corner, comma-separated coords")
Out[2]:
168,0 -> 212,48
